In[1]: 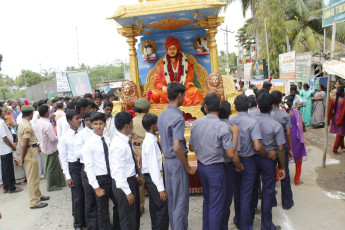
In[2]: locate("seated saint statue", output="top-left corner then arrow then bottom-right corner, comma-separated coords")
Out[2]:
149,36 -> 203,106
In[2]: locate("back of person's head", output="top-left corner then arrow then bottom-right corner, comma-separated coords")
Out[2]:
239,81 -> 244,86
249,84 -> 255,89
32,102 -> 38,110
83,93 -> 93,99
38,104 -> 49,117
204,93 -> 220,112
76,98 -> 92,112
219,101 -> 231,119
235,95 -> 250,112
271,90 -> 283,105
142,113 -> 158,131
103,101 -> 113,109
258,93 -> 273,113
90,112 -> 106,123
248,95 -> 257,108
290,84 -> 297,91
167,83 -> 186,101
82,110 -> 94,120
92,102 -> 99,111
115,111 -> 133,130
255,88 -> 267,99
37,99 -> 46,107
94,93 -> 102,99
65,96 -> 70,101
56,102 -> 64,109
66,109 -> 79,122
66,101 -> 76,110
200,101 -> 206,115
52,98 -> 59,104
102,94 -> 109,99
283,95 -> 294,111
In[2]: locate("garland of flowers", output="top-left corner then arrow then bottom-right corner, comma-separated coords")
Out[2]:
163,52 -> 188,85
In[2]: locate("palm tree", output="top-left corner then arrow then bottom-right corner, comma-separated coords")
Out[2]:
285,0 -> 345,52
222,0 -> 255,17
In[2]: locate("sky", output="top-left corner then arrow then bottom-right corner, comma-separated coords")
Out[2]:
0,0 -> 250,78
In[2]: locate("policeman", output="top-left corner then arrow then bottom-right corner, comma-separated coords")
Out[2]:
131,98 -> 151,215
18,105 -> 49,209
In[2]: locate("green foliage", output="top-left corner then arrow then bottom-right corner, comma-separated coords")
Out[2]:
236,19 -> 256,52
0,54 -> 2,71
0,90 -> 25,100
219,51 -> 237,74
18,70 -> 45,87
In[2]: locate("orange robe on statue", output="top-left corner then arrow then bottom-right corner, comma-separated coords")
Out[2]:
151,61 -> 203,106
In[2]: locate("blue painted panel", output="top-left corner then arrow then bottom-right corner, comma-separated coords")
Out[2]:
137,29 -> 211,84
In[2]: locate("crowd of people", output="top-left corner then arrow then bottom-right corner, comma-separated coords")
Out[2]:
0,78 -> 344,230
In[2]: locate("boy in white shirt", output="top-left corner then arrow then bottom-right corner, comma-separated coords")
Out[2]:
82,112 -> 120,230
110,111 -> 142,230
141,113 -> 169,230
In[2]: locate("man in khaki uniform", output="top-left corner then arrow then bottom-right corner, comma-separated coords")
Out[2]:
18,105 -> 49,209
131,98 -> 151,215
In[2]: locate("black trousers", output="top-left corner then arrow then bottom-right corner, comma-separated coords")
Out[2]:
112,176 -> 140,230
69,161 -> 86,229
95,175 -> 120,230
144,173 -> 169,230
81,165 -> 98,230
1,152 -> 16,191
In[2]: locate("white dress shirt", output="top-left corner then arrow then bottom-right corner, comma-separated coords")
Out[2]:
82,133 -> 110,189
0,119 -> 14,155
57,128 -> 79,180
104,114 -> 116,140
141,132 -> 165,192
74,126 -> 93,164
56,116 -> 70,139
109,131 -> 136,195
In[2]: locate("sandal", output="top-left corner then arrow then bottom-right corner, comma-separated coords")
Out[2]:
47,187 -> 62,192
8,187 -> 23,193
295,181 -> 304,186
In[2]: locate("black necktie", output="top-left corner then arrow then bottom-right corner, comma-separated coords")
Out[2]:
156,140 -> 165,184
128,140 -> 139,175
75,131 -> 78,134
101,137 -> 111,175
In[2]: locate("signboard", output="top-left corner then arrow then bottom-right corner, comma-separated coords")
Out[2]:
322,0 -> 345,27
99,86 -> 110,94
295,52 -> 312,84
251,79 -> 288,93
67,71 -> 93,97
252,59 -> 267,80
56,72 -> 71,92
243,63 -> 252,80
110,82 -> 123,88
279,51 -> 296,80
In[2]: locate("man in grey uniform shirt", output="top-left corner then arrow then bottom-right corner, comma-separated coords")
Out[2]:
157,83 -> 196,230
189,94 -> 243,230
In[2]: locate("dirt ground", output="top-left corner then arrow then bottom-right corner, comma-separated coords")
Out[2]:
0,126 -> 345,230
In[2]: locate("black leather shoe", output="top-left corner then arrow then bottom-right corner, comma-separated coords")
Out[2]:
30,203 -> 48,209
283,201 -> 294,210
40,196 -> 50,201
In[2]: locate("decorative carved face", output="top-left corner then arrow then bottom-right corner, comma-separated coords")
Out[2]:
210,75 -> 220,87
120,81 -> 139,108
123,83 -> 134,96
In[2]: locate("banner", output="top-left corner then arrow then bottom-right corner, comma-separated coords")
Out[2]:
243,63 -> 252,80
56,72 -> 71,92
279,51 -> 296,80
322,0 -> 345,27
67,71 -> 93,97
252,59 -> 267,80
295,52 -> 312,84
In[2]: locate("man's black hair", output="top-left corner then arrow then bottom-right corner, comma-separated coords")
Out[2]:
66,109 -> 79,122
234,79 -> 237,83
234,95 -> 250,112
52,98 -> 59,104
102,94 -> 109,99
90,112 -> 106,123
92,102 -> 99,110
298,82 -> 302,85
76,98 -> 93,113
200,101 -> 206,115
271,90 -> 283,105
94,93 -> 102,99
66,101 -> 76,110
37,99 -> 47,107
255,88 -> 267,100
303,83 -> 309,89
83,93 -> 93,99
65,96 -> 70,101
56,102 -> 64,109
142,113 -> 158,131
239,81 -> 244,86
0,107 -> 3,115
248,95 -> 257,108
38,104 -> 49,117
133,107 -> 142,113
204,93 -> 221,112
219,101 -> 231,119
82,110 -> 94,120
32,102 -> 38,110
167,82 -> 186,101
103,101 -> 113,108
22,110 -> 34,117
258,93 -> 273,113
115,111 -> 133,131
290,84 -> 297,91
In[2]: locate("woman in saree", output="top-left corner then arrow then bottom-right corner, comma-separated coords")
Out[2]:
283,95 -> 307,185
300,83 -> 313,126
329,86 -> 345,154
311,85 -> 326,128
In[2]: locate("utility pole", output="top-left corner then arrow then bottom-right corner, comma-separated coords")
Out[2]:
264,18 -> 270,77
220,26 -> 233,76
286,35 -> 291,52
76,26 -> 80,67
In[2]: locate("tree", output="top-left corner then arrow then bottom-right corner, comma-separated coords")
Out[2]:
17,70 -> 44,87
0,54 -> 2,71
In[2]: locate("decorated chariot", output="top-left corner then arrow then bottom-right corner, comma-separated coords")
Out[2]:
108,0 -> 240,193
